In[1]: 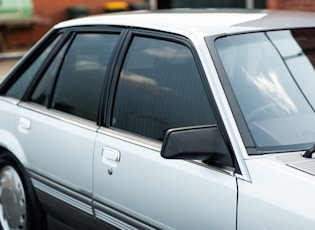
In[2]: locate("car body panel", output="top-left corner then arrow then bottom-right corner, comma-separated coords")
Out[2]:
0,98 -> 28,164
56,10 -> 315,37
13,103 -> 95,198
238,153 -> 315,229
0,9 -> 315,229
93,128 -> 237,230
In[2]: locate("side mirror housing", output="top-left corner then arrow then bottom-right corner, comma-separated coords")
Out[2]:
161,125 -> 232,165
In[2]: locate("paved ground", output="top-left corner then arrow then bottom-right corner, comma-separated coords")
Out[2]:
0,48 -> 28,81
0,59 -> 19,81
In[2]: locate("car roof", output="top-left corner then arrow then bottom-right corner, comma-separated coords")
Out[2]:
55,9 -> 315,37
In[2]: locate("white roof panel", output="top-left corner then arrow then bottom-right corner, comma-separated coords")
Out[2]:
55,9 -> 315,37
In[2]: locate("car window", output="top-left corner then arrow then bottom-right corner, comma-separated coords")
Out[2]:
30,40 -> 70,106
215,29 -> 315,151
52,33 -> 119,121
4,34 -> 62,99
111,36 -> 215,141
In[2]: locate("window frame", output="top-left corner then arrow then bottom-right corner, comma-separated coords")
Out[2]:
49,30 -> 123,121
52,26 -> 126,124
0,29 -> 66,98
206,32 -> 280,155
24,30 -> 73,104
209,29 -> 315,155
2,26 -> 126,124
103,29 -> 239,172
104,29 -> 216,129
110,33 -> 215,140
107,30 -> 212,127
205,33 -> 258,155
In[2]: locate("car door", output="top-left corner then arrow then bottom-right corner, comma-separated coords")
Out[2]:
8,29 -> 122,228
93,32 -> 238,229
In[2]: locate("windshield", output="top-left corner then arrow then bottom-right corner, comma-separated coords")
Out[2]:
215,29 -> 315,152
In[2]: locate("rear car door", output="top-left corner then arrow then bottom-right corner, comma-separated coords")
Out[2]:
93,31 -> 238,229
3,28 -> 122,228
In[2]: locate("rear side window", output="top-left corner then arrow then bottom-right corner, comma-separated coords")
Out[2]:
112,36 -> 215,140
4,34 -> 62,99
51,33 -> 119,121
30,40 -> 70,106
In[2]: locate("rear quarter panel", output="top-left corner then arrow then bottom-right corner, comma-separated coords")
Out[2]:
0,98 -> 27,164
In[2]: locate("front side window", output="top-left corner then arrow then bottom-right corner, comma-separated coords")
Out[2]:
112,36 -> 215,141
215,29 -> 315,152
52,33 -> 119,121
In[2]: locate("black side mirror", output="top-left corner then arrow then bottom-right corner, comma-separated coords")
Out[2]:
161,125 -> 232,165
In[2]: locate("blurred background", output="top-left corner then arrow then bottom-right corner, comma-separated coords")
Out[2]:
0,0 -> 314,52
0,0 -> 314,81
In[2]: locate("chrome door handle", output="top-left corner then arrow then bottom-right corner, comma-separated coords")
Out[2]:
102,147 -> 120,162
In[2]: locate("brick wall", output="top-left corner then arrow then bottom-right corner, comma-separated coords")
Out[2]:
32,0 -> 141,43
5,0 -> 142,49
267,0 -> 315,11
4,0 -> 315,49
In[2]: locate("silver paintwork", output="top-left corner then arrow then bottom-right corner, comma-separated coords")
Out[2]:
56,9 -> 315,37
238,154 -> 315,229
94,127 -> 237,229
1,9 -> 315,229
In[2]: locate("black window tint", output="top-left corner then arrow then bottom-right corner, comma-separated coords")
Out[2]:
112,37 -> 215,140
30,41 -> 69,106
5,34 -> 62,99
52,33 -> 119,121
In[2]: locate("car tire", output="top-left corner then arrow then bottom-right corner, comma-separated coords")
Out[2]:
0,151 -> 46,230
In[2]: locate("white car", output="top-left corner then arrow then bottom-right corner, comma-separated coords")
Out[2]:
1,9 -> 315,230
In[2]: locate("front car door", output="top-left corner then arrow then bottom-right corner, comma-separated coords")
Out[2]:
93,31 -> 238,229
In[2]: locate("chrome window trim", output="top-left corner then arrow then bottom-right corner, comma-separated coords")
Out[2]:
190,160 -> 235,176
98,127 -> 237,177
0,96 -> 20,105
18,102 -> 99,131
98,127 -> 162,152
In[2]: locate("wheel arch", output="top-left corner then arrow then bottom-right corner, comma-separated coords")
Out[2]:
0,129 -> 28,165
0,141 -> 47,230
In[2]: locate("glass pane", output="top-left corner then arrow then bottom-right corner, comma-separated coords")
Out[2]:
5,34 -> 62,99
215,29 -> 315,151
267,30 -> 315,108
52,33 -> 119,121
30,41 -> 69,106
112,37 -> 215,141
